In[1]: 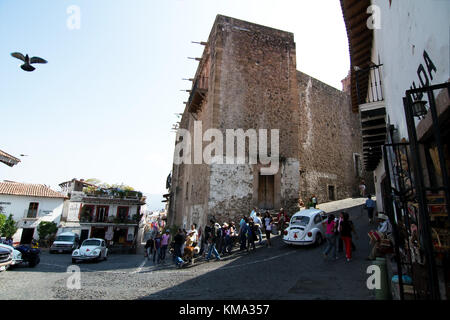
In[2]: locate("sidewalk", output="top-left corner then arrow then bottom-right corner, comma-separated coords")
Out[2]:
312,197 -> 370,214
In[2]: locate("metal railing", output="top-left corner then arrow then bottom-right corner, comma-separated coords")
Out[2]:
355,64 -> 384,105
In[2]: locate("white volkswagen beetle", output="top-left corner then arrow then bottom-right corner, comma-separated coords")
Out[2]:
282,209 -> 327,246
72,238 -> 108,263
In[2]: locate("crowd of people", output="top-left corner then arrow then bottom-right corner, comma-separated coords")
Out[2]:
144,207 -> 292,268
143,194 -> 391,268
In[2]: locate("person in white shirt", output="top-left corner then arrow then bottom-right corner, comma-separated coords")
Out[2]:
253,213 -> 263,245
189,224 -> 198,245
250,207 -> 257,219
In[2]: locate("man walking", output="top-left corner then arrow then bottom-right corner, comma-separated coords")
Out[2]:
277,208 -> 289,235
365,195 -> 376,224
253,212 -> 263,245
206,223 -> 221,261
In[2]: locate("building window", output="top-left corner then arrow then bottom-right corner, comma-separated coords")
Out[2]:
328,185 -> 336,201
96,206 -> 109,223
27,202 -> 39,218
80,205 -> 95,222
117,206 -> 129,222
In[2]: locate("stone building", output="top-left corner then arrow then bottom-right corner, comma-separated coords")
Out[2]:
168,15 -> 372,229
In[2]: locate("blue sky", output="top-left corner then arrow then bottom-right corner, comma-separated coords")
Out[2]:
0,0 -> 350,209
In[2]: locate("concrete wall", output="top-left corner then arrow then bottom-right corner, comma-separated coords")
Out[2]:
368,0 -> 450,210
371,0 -> 450,142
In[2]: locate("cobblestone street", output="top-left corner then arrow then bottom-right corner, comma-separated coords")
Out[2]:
0,199 -> 375,300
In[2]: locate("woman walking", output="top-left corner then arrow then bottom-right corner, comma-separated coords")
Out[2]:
322,214 -> 337,260
340,212 -> 358,261
263,211 -> 273,248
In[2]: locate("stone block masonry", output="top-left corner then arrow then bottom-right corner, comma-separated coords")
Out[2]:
168,15 -> 372,230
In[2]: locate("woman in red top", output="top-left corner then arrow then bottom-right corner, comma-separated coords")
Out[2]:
322,214 -> 337,260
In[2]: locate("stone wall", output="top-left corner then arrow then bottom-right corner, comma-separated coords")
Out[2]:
297,71 -> 371,204
168,15 -> 372,230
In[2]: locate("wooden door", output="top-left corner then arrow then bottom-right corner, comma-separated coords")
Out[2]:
258,174 -> 274,209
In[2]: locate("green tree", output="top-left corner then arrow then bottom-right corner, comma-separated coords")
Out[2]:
0,214 -> 17,239
37,221 -> 58,240
0,213 -> 6,232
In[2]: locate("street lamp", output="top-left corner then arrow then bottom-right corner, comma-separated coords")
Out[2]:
411,100 -> 428,118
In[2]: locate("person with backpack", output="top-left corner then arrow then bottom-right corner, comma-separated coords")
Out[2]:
206,222 -> 221,261
322,214 -> 338,260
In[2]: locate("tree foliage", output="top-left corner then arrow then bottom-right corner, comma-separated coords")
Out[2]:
0,214 -> 17,239
0,213 -> 6,232
37,221 -> 58,240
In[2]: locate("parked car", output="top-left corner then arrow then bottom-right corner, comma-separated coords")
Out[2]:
0,243 -> 40,268
282,208 -> 327,246
0,246 -> 13,271
72,238 -> 108,263
0,243 -> 22,267
50,232 -> 80,254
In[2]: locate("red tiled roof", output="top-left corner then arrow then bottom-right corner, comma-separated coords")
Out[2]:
0,149 -> 20,167
0,181 -> 66,199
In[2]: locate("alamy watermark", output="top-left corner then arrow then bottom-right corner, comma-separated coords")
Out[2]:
366,5 -> 381,30
366,265 -> 381,290
66,265 -> 81,290
174,121 -> 280,175
67,5 -> 81,30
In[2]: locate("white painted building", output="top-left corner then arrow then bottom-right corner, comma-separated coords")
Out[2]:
58,179 -> 145,250
341,0 -> 450,300
0,181 -> 66,244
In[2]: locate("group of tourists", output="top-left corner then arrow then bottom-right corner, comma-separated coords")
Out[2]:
149,207 -> 290,268
145,194 -> 388,268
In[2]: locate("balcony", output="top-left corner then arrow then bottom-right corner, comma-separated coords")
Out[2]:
355,64 -> 387,171
187,76 -> 208,114
355,64 -> 384,105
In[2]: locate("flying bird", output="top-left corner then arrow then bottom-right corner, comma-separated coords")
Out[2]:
11,52 -> 47,72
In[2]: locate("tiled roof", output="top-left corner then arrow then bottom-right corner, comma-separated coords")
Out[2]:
0,149 -> 20,167
0,181 -> 66,199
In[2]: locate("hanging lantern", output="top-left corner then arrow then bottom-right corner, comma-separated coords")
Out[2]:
411,100 -> 428,118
